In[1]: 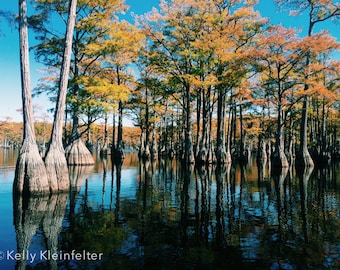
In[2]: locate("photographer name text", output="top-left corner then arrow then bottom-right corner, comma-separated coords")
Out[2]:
0,250 -> 103,263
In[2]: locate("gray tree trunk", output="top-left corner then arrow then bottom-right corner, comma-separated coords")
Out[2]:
184,83 -> 195,164
14,0 -> 49,195
45,0 -> 78,192
272,102 -> 289,169
65,138 -> 95,165
100,113 -> 109,156
297,96 -> 314,168
197,88 -> 209,164
216,88 -> 231,164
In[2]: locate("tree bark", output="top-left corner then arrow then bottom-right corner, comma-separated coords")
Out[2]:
216,87 -> 231,164
272,97 -> 289,169
112,101 -> 125,160
45,0 -> 78,192
183,83 -> 195,164
197,87 -> 209,164
100,113 -> 110,156
297,96 -> 314,168
14,0 -> 49,195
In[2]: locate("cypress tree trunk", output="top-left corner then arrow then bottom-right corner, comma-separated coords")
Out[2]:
239,99 -> 248,163
112,112 -> 116,150
285,111 -> 295,164
140,87 -> 150,159
183,83 -> 195,164
231,98 -> 237,160
207,105 -> 216,164
319,100 -> 331,163
297,21 -> 315,169
14,0 -> 49,195
111,101 -> 124,159
65,99 -> 94,165
45,0 -> 77,192
297,96 -> 314,168
272,99 -> 289,169
257,134 -> 267,162
151,127 -> 158,158
100,113 -> 109,156
195,88 -> 202,158
197,87 -> 209,164
216,88 -> 227,163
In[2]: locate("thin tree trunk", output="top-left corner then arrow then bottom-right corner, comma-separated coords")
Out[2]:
297,21 -> 315,168
45,0 -> 78,192
100,113 -> 109,156
197,87 -> 209,164
112,101 -> 125,159
184,83 -> 195,164
14,0 -> 49,195
195,88 -> 202,158
207,104 -> 216,163
272,95 -> 289,169
239,99 -> 246,162
112,112 -> 116,150
151,127 -> 158,158
297,96 -> 314,168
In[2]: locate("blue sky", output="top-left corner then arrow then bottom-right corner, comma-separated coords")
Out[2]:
0,0 -> 339,123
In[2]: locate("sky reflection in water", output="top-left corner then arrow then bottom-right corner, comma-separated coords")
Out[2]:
0,150 -> 339,269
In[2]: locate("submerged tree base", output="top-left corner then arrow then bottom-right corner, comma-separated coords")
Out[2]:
13,142 -> 50,195
45,143 -> 70,193
112,147 -> 125,160
65,138 -> 95,166
295,149 -> 314,170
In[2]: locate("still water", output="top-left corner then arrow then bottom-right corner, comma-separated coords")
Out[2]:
0,149 -> 339,269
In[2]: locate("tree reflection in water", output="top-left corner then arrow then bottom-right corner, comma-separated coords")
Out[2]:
12,154 -> 340,269
13,193 -> 68,270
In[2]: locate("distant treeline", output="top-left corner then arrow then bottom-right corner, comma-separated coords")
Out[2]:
0,121 -> 141,150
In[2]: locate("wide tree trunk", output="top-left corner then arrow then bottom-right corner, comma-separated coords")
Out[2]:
45,0 -> 78,192
14,0 -> 49,195
65,138 -> 94,165
65,105 -> 94,165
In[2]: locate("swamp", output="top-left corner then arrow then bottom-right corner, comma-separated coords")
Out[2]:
0,149 -> 339,269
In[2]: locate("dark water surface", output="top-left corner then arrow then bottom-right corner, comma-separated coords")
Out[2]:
0,149 -> 339,269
